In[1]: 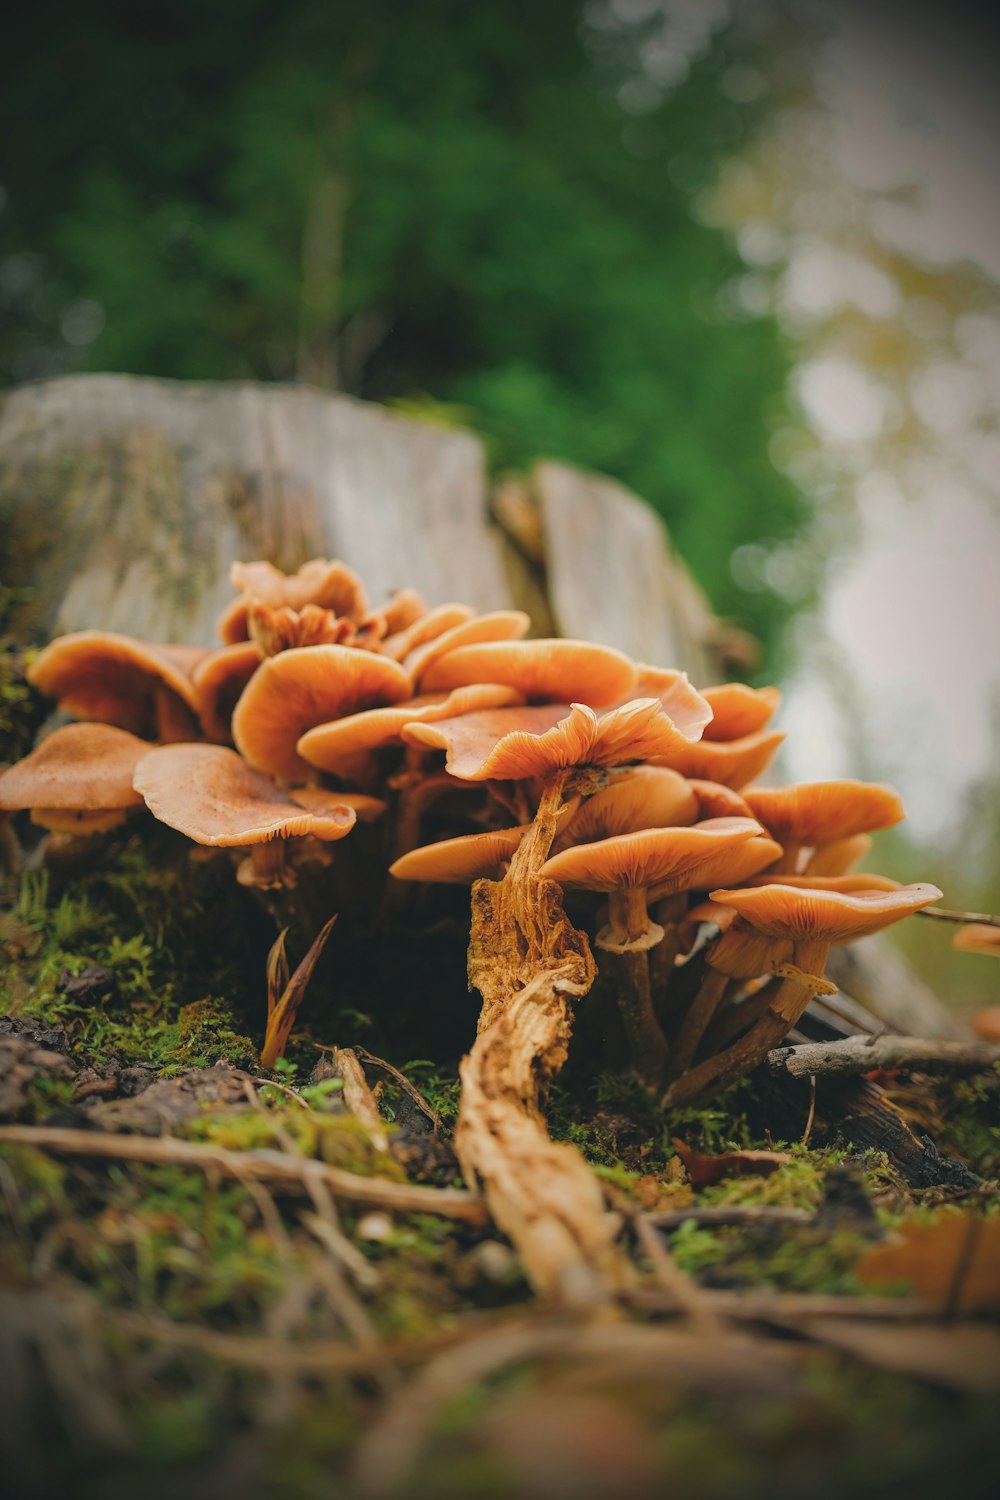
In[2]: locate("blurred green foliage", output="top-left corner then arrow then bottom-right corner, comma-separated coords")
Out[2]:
1,0 -> 810,653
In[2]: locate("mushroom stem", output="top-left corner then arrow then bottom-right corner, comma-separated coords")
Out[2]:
648,893 -> 689,1000
606,949 -> 668,1087
772,840 -> 803,875
608,884 -> 652,945
667,967 -> 729,1080
242,839 -> 290,890
663,938 -> 833,1108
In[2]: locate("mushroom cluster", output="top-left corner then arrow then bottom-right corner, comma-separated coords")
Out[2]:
0,554 -> 945,1298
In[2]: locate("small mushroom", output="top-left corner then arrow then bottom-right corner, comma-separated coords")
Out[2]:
403,610 -> 532,683
192,642 -> 263,743
664,880 -> 943,1106
133,743 -> 358,889
419,639 -> 640,708
952,924 -> 1000,957
744,780 -> 905,875
652,728 -> 786,789
390,826 -> 528,884
699,683 -> 781,741
218,558 -> 370,644
540,817 -> 764,1085
28,631 -> 205,742
380,603 -> 476,662
232,645 -> 413,781
0,722 -> 149,849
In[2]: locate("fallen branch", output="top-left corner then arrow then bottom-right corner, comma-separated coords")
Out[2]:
766,1034 -> 1000,1080
644,1205 -> 813,1231
0,1125 -> 488,1222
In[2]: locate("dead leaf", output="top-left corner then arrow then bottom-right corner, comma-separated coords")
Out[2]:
855,1212 -> 1000,1312
672,1138 -> 792,1189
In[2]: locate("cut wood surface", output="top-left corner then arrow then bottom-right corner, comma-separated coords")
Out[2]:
0,374 -> 722,683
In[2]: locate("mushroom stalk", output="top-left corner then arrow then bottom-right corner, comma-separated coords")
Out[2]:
457,766 -> 626,1304
607,948 -> 668,1087
607,884 -> 652,945
243,839 -> 289,889
667,967 -> 729,1079
663,938 -> 833,1108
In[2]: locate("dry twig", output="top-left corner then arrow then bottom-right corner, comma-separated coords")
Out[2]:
766,1034 -> 1000,1080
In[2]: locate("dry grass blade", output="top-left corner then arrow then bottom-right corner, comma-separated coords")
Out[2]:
331,1046 -> 389,1153
261,915 -> 336,1068
265,926 -> 290,1020
0,1125 -> 489,1221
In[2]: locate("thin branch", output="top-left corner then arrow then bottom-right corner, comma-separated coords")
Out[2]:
0,1125 -> 488,1223
354,1048 -> 444,1133
766,1034 -> 1000,1080
918,906 -> 1000,928
644,1205 -> 813,1231
331,1046 -> 389,1153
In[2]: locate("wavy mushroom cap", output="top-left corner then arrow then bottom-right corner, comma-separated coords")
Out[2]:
134,743 -> 358,847
381,603 -> 476,662
744,872 -> 902,894
700,683 -> 781,741
743,780 -> 905,848
390,826 -> 527,884
402,698 -> 709,782
0,723 -> 149,812
192,642 -> 263,743
952,923 -> 1000,957
219,558 -> 369,643
540,816 -> 764,895
405,610 -> 533,683
648,834 -> 782,902
419,639 -> 638,708
626,666 -> 715,742
687,779 -> 756,820
232,645 -> 412,780
652,728 -> 786,789
708,881 -> 943,944
28,631 -> 204,740
553,766 -> 698,853
297,684 -> 524,775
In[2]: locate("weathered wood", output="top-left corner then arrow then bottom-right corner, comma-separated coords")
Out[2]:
0,375 -> 509,646
767,1034 -> 1000,1080
532,459 -> 718,683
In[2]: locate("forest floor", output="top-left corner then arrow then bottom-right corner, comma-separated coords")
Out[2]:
1,826 -> 999,1500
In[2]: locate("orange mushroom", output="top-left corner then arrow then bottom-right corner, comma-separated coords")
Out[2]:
663,880 -> 942,1105
232,645 -> 412,781
192,642 -> 263,743
652,728 -> 786,789
743,780 -> 905,875
403,610 -> 532,683
699,683 -> 781,741
952,923 -> 1000,957
380,603 -> 477,662
133,743 -> 358,889
390,826 -> 528,884
218,558 -> 370,644
419,639 -> 639,708
0,723 -> 149,844
28,631 -> 205,742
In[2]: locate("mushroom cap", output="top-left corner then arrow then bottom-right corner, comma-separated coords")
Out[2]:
708,881 -> 943,943
648,834 -> 782,902
743,780 -> 906,848
627,666 -> 715,741
540,816 -> 764,895
297,684 -> 525,775
744,872 -> 902,894
402,698 -> 708,782
380,588 -> 428,637
687,779 -> 755,820
700,684 -> 781,741
404,610 -> 533,683
219,558 -> 369,643
419,639 -> 638,708
652,728 -> 786,789
381,603 -> 476,662
805,833 -> 873,877
134,744 -> 358,847
553,766 -> 698,852
27,631 -> 204,739
232,645 -> 412,780
192,643 -> 263,743
290,787 -> 387,823
389,826 -> 527,884
0,723 -> 149,811
952,923 -> 1000,957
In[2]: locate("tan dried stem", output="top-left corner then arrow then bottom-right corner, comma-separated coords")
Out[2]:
456,767 -> 628,1306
